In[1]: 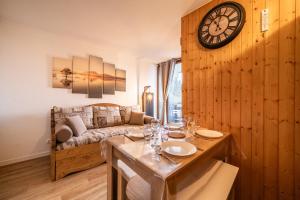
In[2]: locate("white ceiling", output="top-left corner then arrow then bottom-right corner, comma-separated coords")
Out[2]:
0,0 -> 210,62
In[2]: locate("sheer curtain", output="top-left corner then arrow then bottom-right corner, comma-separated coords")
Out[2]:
157,58 -> 178,124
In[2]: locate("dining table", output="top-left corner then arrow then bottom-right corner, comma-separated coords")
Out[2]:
106,130 -> 231,200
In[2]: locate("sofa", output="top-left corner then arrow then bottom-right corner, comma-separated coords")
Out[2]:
50,103 -> 153,180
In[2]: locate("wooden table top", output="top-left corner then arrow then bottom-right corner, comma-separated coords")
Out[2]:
107,131 -> 231,180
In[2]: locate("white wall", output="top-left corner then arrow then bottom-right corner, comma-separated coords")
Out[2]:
137,58 -> 157,117
0,19 -> 143,166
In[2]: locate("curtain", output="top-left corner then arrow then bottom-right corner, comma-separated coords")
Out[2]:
157,58 -> 177,124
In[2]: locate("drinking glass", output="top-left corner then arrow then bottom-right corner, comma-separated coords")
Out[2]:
187,117 -> 196,134
177,118 -> 187,129
151,119 -> 161,135
143,124 -> 152,141
150,131 -> 162,161
161,126 -> 169,142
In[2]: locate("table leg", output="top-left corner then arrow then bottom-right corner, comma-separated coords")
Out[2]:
107,143 -> 118,200
117,168 -> 127,200
150,175 -> 165,200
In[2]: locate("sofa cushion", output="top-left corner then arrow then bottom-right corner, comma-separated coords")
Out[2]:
56,130 -> 100,151
93,106 -> 122,128
55,124 -> 73,143
144,115 -> 154,124
120,105 -> 142,124
129,112 -> 145,125
67,115 -> 87,136
120,106 -> 132,124
53,106 -> 94,129
56,125 -> 143,151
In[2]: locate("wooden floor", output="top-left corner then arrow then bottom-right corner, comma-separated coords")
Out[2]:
0,156 -> 107,200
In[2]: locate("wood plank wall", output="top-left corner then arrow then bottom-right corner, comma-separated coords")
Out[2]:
181,0 -> 300,199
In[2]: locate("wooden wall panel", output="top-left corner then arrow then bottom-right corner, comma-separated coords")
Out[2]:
278,0 -> 295,199
181,16 -> 188,118
295,1 -> 300,199
264,0 -> 279,199
206,51 -> 214,129
181,0 -> 299,199
193,10 -> 201,122
221,43 -> 231,132
211,0 -> 224,132
229,1 -> 242,196
251,0 -> 265,199
198,9 -> 207,127
239,0 -> 253,199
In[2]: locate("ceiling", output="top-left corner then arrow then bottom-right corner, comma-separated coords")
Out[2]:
0,0 -> 210,62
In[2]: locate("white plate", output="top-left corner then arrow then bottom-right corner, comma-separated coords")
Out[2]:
195,130 -> 223,138
127,132 -> 144,138
161,141 -> 197,157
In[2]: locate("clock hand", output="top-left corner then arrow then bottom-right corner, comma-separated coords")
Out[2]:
215,16 -> 222,32
218,16 -> 222,24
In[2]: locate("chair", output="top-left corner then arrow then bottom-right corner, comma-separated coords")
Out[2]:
117,160 -> 137,200
126,175 -> 151,200
125,160 -> 239,200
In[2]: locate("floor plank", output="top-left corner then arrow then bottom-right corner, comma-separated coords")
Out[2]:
0,156 -> 107,200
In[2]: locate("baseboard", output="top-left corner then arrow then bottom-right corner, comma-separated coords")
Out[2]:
0,151 -> 50,167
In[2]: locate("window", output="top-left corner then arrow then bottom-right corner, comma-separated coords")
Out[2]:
167,62 -> 182,122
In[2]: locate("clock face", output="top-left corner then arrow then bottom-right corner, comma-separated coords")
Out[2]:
198,2 -> 245,49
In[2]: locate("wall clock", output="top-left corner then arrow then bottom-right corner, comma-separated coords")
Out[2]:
198,2 -> 246,49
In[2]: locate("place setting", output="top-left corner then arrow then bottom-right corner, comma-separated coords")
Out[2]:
123,118 -> 225,165
147,119 -> 202,164
124,129 -> 145,141
162,118 -> 226,161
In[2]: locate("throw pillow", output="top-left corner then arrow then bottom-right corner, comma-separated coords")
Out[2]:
55,124 -> 73,143
66,115 -> 87,136
93,106 -> 122,128
119,105 -> 142,124
119,106 -> 132,124
53,106 -> 94,129
144,115 -> 154,124
129,112 -> 145,125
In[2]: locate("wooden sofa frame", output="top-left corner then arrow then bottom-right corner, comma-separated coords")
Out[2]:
50,103 -> 120,181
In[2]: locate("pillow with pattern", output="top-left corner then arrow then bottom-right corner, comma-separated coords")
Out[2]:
53,106 -> 94,129
119,106 -> 132,124
93,106 -> 122,128
120,105 -> 142,124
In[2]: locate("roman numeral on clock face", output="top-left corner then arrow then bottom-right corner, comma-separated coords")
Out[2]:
202,33 -> 210,41
215,8 -> 221,16
223,32 -> 229,38
208,14 -> 215,21
229,16 -> 239,22
227,9 -> 236,17
228,26 -> 236,31
202,25 -> 209,32
202,29 -> 209,35
222,7 -> 227,15
207,35 -> 213,44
